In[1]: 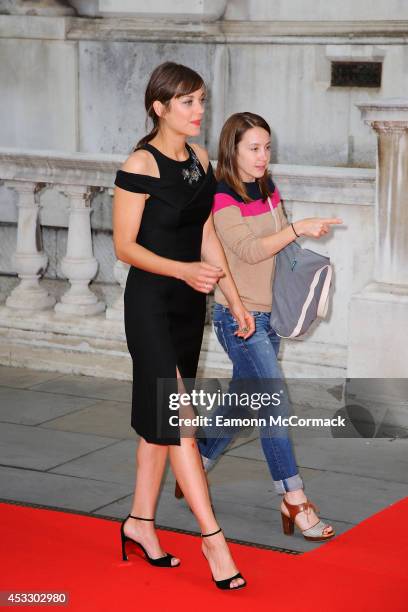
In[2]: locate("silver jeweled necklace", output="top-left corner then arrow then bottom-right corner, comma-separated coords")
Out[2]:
182,148 -> 202,185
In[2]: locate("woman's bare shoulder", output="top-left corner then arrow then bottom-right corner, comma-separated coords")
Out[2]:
121,148 -> 160,178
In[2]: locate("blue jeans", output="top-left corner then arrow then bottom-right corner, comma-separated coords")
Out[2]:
198,303 -> 303,494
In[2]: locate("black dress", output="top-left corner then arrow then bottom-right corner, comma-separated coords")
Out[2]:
114,142 -> 216,445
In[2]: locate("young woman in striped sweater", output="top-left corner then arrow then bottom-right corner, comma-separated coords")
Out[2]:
184,112 -> 342,541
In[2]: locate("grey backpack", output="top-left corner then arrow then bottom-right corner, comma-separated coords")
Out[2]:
268,197 -> 332,338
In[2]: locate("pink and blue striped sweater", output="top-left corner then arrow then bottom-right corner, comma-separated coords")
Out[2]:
212,177 -> 288,311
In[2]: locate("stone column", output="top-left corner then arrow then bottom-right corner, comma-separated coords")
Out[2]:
5,180 -> 55,311
347,99 -> 408,377
105,259 -> 129,321
55,185 -> 105,316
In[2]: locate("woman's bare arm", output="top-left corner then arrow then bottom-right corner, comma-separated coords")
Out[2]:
214,203 -> 343,265
113,150 -> 223,292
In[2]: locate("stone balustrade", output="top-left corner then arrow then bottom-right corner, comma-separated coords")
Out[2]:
0,149 -> 123,318
0,148 -> 376,379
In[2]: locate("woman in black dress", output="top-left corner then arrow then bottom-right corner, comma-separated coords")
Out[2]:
112,62 -> 254,590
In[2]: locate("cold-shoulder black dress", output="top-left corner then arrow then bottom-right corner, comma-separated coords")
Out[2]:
114,142 -> 216,445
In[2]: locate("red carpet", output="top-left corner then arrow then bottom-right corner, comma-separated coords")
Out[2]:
1,498 -> 407,611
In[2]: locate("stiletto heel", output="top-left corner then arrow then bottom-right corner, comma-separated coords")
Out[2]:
201,527 -> 246,591
281,498 -> 335,542
120,514 -> 179,567
121,529 -> 128,561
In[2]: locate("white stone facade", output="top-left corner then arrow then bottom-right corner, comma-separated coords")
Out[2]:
0,4 -> 408,384
2,6 -> 408,165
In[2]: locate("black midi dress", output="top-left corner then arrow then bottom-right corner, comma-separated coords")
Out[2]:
114,142 -> 216,445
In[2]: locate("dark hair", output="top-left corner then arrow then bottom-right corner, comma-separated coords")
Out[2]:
134,62 -> 205,151
216,112 -> 272,203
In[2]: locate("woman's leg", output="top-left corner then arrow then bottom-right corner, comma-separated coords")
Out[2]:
245,314 -> 334,535
123,438 -> 181,565
198,305 -> 298,484
170,367 -> 245,588
169,438 -> 245,586
220,310 -> 304,493
201,306 -> 333,536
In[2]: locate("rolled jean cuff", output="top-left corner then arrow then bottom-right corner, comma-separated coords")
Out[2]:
201,455 -> 217,472
274,473 -> 304,494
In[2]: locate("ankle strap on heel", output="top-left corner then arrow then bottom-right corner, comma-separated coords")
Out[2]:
282,497 -> 318,519
128,514 -> 154,521
201,527 -> 222,538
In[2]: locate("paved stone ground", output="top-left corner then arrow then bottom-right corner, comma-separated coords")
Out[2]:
1,365 -> 407,553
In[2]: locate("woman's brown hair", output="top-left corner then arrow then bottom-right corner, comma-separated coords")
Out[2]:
134,62 -> 205,151
216,112 -> 272,203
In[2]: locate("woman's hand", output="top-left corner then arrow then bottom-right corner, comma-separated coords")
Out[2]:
294,217 -> 343,239
229,301 -> 255,339
178,261 -> 225,293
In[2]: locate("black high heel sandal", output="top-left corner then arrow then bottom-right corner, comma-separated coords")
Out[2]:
120,514 -> 179,567
201,527 -> 247,590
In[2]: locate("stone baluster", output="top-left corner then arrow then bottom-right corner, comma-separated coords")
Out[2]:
5,180 -> 55,311
55,185 -> 105,316
106,259 -> 129,321
348,99 -> 408,376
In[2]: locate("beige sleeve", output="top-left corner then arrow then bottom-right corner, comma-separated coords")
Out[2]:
213,206 -> 271,265
278,202 -> 289,230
